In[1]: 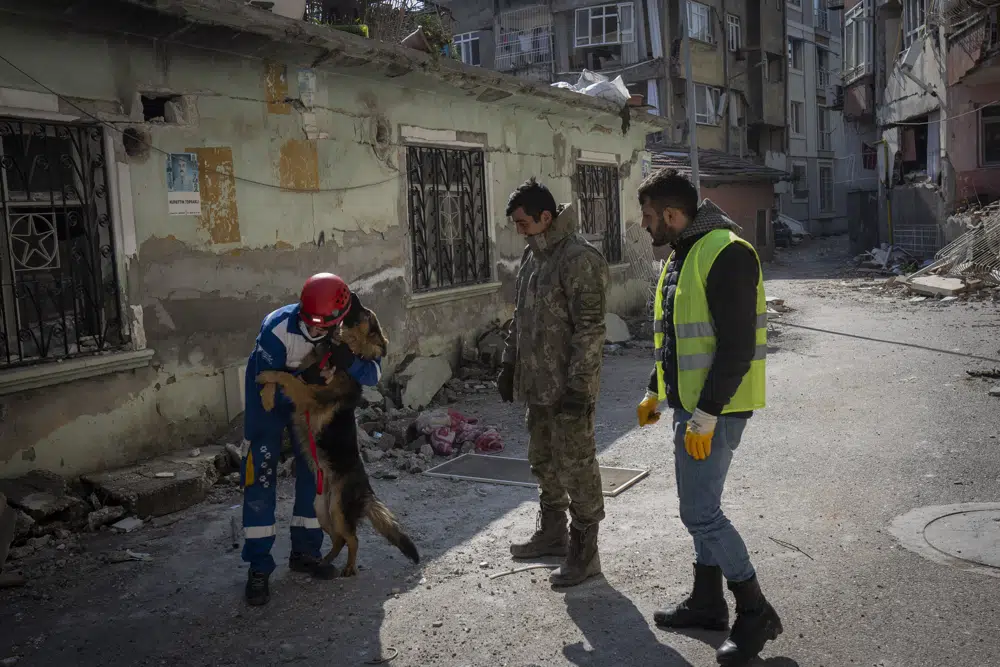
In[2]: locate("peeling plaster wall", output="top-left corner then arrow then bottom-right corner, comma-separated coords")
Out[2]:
0,16 -> 654,477
948,81 -> 1000,203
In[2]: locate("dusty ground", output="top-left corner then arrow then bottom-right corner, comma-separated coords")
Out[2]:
3,235 -> 1000,667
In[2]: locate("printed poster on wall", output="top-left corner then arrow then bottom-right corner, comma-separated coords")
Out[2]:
166,152 -> 201,215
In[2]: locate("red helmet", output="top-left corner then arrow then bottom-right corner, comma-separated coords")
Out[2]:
299,273 -> 351,327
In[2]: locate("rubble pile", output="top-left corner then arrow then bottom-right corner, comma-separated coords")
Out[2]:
854,244 -> 919,276
0,450 -> 241,569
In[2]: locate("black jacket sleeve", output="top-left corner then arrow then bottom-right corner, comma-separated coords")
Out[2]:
697,243 -> 760,416
648,365 -> 658,394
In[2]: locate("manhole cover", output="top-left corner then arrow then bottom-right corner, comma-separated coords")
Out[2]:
890,503 -> 1000,578
923,509 -> 1000,569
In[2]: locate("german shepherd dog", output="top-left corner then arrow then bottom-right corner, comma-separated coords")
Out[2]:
256,293 -> 419,576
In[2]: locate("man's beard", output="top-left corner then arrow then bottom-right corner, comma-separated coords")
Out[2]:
648,224 -> 678,247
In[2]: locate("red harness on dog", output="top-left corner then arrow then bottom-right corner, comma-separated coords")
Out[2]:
304,348 -> 335,496
305,410 -> 324,495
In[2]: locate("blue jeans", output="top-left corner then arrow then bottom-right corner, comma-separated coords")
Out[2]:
672,409 -> 756,583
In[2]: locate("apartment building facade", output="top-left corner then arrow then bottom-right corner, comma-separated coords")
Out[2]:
443,0 -> 788,164
780,0 -> 851,235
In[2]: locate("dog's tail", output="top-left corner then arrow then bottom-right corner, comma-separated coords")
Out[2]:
365,497 -> 420,564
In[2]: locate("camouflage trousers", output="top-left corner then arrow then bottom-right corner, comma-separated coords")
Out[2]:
526,404 -> 606,527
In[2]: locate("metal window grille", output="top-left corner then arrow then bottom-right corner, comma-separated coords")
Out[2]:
0,118 -> 127,368
495,5 -> 554,73
727,14 -> 742,52
406,145 -> 491,292
816,49 -> 830,87
815,0 -> 830,31
576,164 -> 622,264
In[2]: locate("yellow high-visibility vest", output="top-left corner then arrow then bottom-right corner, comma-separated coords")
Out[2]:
653,229 -> 767,413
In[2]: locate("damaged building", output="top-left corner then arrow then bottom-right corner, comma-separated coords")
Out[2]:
872,0 -> 1000,257
0,0 -> 668,478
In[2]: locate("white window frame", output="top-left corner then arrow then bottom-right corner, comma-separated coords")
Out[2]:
453,32 -> 481,66
844,0 -> 872,83
575,3 -> 635,47
688,2 -> 716,44
818,162 -> 835,212
903,0 -> 926,50
818,106 -> 833,150
980,104 -> 1000,166
694,84 -> 722,125
790,101 -> 804,135
788,37 -> 803,71
791,162 -> 808,200
727,14 -> 742,52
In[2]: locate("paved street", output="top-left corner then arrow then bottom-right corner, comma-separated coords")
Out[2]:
2,237 -> 1000,667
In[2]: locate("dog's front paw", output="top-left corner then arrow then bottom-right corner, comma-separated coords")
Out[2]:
340,564 -> 358,577
255,371 -> 281,384
260,383 -> 276,412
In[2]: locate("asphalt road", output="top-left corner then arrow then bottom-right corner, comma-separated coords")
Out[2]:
2,236 -> 1000,667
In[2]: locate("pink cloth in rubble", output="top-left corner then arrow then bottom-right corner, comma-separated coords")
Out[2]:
415,408 -> 504,455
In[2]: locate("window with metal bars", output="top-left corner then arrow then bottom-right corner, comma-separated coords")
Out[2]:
0,118 -> 128,368
576,163 -> 622,264
405,145 -> 491,293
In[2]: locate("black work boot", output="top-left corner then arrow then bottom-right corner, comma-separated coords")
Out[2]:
289,551 -> 338,580
549,523 -> 601,588
716,575 -> 783,666
510,507 -> 569,559
245,569 -> 270,606
654,563 -> 729,631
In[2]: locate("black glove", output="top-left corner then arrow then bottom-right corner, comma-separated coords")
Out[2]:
497,363 -> 514,403
327,342 -> 356,371
559,388 -> 592,417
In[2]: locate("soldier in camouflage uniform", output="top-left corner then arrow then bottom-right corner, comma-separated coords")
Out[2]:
497,177 -> 610,588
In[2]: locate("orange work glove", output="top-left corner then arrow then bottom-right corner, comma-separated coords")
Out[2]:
684,409 -> 717,461
637,391 -> 661,427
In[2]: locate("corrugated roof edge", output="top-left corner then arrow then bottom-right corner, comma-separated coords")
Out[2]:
116,0 -> 670,131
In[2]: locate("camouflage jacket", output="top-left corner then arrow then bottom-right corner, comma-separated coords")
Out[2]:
501,203 -> 610,406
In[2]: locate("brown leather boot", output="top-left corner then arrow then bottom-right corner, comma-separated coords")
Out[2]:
549,522 -> 601,587
510,507 -> 568,559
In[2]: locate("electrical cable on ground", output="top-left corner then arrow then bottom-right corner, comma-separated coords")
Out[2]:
771,320 -> 1000,364
0,51 -> 399,194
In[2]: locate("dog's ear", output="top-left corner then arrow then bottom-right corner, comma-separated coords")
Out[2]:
341,291 -> 365,327
350,291 -> 364,313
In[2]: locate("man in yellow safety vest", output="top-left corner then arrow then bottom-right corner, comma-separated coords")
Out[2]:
635,168 -> 782,666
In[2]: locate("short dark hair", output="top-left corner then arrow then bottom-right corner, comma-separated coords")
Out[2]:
637,168 -> 698,221
506,177 -> 557,220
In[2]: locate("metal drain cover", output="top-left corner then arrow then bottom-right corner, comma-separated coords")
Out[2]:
923,509 -> 1000,569
890,503 -> 1000,578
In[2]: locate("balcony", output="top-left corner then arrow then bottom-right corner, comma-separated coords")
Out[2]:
495,5 -> 555,80
815,8 -> 830,31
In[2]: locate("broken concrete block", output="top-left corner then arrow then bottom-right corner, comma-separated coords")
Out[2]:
86,506 -> 127,532
385,419 -> 414,447
111,517 -> 144,533
362,448 -> 385,463
362,386 -> 385,408
397,356 -> 453,410
604,314 -> 631,343
989,386 -> 1000,397
374,433 -> 397,452
81,446 -> 226,518
0,471 -> 85,523
908,276 -> 968,297
356,426 -> 376,450
419,444 -> 435,460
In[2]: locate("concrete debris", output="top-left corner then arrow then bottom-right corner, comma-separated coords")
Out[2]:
474,320 -> 509,368
906,204 -> 1000,287
766,297 -> 793,313
908,276 -> 969,297
989,387 -> 1000,398
81,445 -> 227,519
855,244 -> 916,275
86,506 -> 127,531
604,344 -> 623,355
362,448 -> 386,463
154,472 -> 176,479
111,517 -> 145,533
224,443 -> 243,470
104,549 -> 152,564
967,368 -> 1000,379
909,296 -> 928,303
396,355 -> 453,410
604,313 -> 632,343
189,448 -> 201,458
0,492 -> 14,570
361,386 -> 385,408
0,470 -> 87,523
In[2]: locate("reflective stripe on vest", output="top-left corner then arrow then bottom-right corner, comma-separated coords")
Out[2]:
652,229 -> 767,414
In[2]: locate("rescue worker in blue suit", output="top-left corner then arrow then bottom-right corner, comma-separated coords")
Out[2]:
241,273 -> 382,605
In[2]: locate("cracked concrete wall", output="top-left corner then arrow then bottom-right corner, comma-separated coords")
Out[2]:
0,15 -> 653,478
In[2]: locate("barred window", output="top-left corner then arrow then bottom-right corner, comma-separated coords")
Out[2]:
576,163 -> 622,264
405,145 -> 491,292
0,118 -> 128,368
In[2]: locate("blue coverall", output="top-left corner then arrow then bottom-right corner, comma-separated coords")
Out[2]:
241,303 -> 382,574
